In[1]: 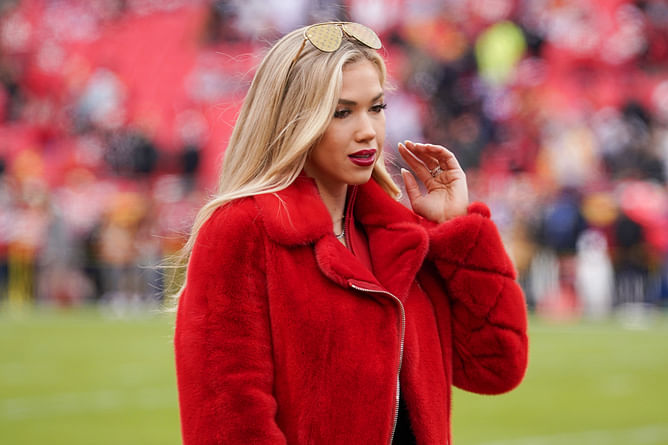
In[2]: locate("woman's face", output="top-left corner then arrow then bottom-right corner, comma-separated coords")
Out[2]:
304,59 -> 386,190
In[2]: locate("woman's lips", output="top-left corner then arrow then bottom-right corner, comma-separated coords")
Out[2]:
348,149 -> 377,167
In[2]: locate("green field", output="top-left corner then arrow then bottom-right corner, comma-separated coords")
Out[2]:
2,306 -> 668,445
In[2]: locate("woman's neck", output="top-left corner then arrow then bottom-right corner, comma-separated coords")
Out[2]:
313,179 -> 348,237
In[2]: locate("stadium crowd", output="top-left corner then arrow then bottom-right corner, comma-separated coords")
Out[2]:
1,0 -> 667,318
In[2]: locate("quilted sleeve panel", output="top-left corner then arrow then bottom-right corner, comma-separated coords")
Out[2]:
426,202 -> 529,395
174,201 -> 287,444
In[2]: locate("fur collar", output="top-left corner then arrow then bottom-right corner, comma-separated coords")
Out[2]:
254,176 -> 429,299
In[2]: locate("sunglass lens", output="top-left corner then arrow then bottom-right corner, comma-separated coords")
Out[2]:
342,22 -> 382,49
306,24 -> 343,52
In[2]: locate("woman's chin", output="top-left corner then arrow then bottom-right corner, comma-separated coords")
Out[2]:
346,169 -> 374,185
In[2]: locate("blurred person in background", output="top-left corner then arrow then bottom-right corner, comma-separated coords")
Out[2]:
173,21 -> 528,445
575,228 -> 614,319
97,190 -> 151,312
532,186 -> 587,318
0,158 -> 10,303
4,150 -> 51,309
612,209 -> 650,307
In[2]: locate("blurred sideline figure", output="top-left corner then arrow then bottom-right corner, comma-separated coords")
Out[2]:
575,229 -> 614,320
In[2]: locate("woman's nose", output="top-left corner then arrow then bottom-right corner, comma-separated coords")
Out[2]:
355,113 -> 376,142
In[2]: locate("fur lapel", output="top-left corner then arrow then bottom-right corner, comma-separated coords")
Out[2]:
254,176 -> 429,299
354,180 -> 429,300
254,176 -> 332,246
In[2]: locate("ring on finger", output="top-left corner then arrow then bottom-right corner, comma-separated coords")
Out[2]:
430,165 -> 444,177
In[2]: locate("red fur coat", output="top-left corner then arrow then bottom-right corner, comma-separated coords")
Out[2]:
174,176 -> 528,445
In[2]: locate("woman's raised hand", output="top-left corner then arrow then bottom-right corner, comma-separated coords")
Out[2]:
398,140 -> 469,224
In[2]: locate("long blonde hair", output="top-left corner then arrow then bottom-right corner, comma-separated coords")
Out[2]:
172,26 -> 400,298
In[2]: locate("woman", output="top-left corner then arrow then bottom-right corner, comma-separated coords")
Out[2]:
174,22 -> 528,445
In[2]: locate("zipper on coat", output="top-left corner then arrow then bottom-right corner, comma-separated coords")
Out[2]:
350,283 -> 406,445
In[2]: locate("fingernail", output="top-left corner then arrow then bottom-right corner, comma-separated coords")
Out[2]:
400,168 -> 409,175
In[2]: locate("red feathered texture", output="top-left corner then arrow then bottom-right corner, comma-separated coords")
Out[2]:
425,203 -> 529,395
467,201 -> 492,218
175,201 -> 288,444
398,281 -> 451,445
366,222 -> 429,300
427,205 -> 515,280
256,176 -> 333,246
175,179 -> 528,444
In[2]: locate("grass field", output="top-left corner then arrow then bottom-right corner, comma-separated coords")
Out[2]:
2,306 -> 668,445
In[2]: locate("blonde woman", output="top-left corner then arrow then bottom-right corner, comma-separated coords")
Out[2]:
174,22 -> 528,445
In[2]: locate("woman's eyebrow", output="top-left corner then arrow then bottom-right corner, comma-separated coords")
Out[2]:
337,92 -> 385,106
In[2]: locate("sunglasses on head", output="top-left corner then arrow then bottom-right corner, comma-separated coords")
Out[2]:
290,22 -> 382,66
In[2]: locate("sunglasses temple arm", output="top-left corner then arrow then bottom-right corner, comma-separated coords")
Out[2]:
289,38 -> 308,69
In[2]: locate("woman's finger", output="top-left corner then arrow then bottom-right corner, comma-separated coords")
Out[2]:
417,144 -> 464,174
407,142 -> 461,171
403,141 -> 441,169
398,143 -> 435,183
400,168 -> 422,208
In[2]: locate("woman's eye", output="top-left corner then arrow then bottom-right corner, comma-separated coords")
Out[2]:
334,109 -> 351,118
371,103 -> 387,113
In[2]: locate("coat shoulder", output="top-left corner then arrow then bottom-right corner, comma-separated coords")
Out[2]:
196,197 -> 264,248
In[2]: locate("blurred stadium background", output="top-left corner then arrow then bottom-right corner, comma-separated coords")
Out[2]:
1,0 -> 667,443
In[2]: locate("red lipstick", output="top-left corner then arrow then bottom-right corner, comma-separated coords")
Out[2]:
348,149 -> 376,167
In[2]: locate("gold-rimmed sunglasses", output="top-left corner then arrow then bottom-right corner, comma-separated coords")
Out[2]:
291,22 -> 382,66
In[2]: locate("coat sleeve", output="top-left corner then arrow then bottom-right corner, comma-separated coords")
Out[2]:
174,201 -> 287,444
423,202 -> 528,395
